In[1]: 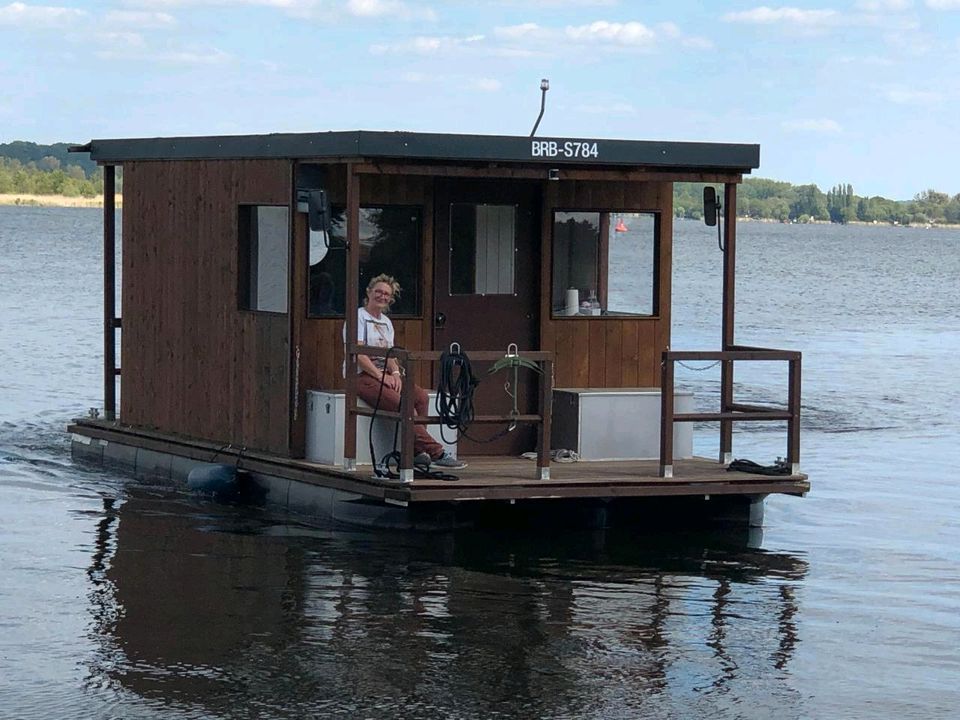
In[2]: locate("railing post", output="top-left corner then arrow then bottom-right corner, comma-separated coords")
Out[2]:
720,182 -> 737,466
398,353 -> 415,483
103,165 -> 117,421
343,165 -> 360,471
660,352 -> 674,478
720,359 -> 733,464
536,358 -> 553,480
788,355 -> 801,474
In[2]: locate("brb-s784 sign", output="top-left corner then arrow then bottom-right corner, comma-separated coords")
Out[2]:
530,140 -> 600,159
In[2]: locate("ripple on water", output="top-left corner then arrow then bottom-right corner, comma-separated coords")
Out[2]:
3,213 -> 960,717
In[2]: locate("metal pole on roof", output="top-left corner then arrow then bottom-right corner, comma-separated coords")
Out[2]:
530,79 -> 550,137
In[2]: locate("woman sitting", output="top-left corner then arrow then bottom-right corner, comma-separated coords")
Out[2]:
345,274 -> 465,470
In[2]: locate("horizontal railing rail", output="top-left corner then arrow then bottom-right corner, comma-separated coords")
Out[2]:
345,344 -> 554,481
660,347 -> 801,479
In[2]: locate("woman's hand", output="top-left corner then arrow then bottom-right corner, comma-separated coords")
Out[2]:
382,370 -> 401,391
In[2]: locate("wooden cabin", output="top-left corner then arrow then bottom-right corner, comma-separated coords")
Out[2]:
68,130 -> 808,529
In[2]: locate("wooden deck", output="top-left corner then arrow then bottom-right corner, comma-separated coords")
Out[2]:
69,419 -> 809,506
381,455 -> 808,503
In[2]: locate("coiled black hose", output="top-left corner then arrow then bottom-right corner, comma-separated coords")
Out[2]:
435,346 -> 480,444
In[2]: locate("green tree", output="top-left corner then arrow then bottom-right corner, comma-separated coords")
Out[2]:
827,184 -> 856,223
38,156 -> 61,171
790,184 -> 827,220
944,194 -> 960,224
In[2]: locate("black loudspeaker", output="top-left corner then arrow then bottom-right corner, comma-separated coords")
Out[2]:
307,189 -> 330,233
703,186 -> 719,227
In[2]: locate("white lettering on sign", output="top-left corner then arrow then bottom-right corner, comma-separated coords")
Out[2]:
531,140 -> 599,159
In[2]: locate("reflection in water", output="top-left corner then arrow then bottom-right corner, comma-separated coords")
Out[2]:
775,584 -> 799,672
86,497 -> 118,644
85,489 -> 808,718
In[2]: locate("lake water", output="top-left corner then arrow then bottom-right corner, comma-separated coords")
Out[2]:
1,206 -> 959,719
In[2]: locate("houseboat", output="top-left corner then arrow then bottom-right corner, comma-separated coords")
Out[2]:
68,130 -> 808,529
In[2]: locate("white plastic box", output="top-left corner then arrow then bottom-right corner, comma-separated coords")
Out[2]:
551,388 -> 694,461
305,390 -> 457,466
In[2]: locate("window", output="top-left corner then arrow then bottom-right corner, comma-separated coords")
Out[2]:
308,206 -> 422,317
238,205 -> 289,313
552,211 -> 658,317
450,203 -> 516,295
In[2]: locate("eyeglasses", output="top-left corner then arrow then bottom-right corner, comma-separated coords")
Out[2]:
373,289 -> 394,299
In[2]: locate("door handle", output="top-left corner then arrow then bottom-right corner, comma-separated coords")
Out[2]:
435,312 -> 446,329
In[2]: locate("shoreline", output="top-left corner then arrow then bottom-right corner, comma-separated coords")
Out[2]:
0,193 -> 123,208
3,194 -> 957,229
733,216 -> 960,230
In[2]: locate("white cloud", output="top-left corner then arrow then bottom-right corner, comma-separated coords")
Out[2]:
565,20 -> 656,46
781,118 -> 842,133
119,0 -> 435,19
722,6 -> 838,26
370,34 -> 484,54
160,48 -> 232,64
95,31 -> 148,49
400,71 -> 429,82
472,77 -> 501,92
505,0 -> 617,5
656,21 -> 713,48
396,72 -> 500,92
491,19 -> 708,53
95,46 -> 232,65
682,35 -> 714,49
0,2 -> 87,27
122,0 -> 308,6
856,0 -> 912,10
926,0 -> 960,8
345,0 -> 436,21
494,22 -> 545,40
105,10 -> 177,28
882,87 -> 943,104
836,53 -> 895,65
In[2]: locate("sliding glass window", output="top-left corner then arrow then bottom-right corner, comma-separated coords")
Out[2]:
551,210 -> 659,317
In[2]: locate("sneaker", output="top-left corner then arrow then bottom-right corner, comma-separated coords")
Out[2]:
431,451 -> 467,469
414,452 -> 432,467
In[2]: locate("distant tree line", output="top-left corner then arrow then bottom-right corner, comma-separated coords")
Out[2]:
675,179 -> 960,226
0,156 -> 106,197
0,140 -> 97,175
0,141 -> 120,197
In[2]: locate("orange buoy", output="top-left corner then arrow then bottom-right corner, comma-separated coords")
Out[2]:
614,218 -> 628,232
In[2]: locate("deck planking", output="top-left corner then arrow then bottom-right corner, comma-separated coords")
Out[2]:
70,419 -> 809,505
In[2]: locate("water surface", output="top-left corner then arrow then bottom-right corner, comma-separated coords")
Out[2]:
1,207 -> 959,718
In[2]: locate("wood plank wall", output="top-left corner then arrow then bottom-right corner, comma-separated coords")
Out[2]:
542,179 -> 673,389
296,168 -> 433,395
299,172 -> 673,394
120,159 -> 292,454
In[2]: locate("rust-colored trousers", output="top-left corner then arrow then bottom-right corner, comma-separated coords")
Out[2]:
355,374 -> 443,459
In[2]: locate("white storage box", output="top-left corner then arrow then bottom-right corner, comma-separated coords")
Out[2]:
551,388 -> 694,461
305,390 -> 457,466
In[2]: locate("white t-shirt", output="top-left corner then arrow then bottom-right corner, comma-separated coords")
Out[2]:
342,306 -> 395,376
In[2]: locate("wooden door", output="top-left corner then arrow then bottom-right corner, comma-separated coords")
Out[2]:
433,179 -> 541,455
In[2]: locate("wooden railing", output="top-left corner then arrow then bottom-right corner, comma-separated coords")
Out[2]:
660,345 -> 801,478
345,346 -> 554,481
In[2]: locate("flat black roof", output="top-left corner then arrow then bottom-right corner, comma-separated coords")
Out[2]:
72,130 -> 759,172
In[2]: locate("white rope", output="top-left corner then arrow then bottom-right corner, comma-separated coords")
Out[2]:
520,449 -> 580,463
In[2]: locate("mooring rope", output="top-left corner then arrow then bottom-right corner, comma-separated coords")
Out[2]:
676,360 -> 722,371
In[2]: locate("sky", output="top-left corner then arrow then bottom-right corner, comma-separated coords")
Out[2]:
1,0 -> 959,200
